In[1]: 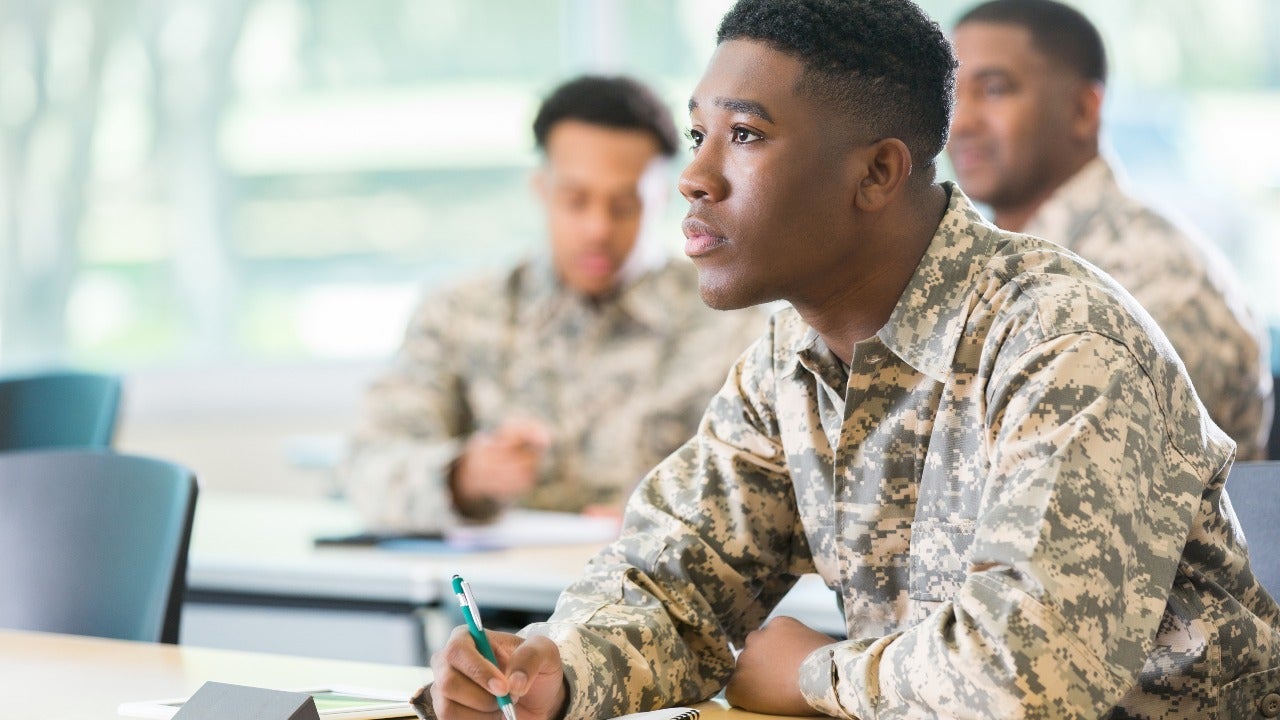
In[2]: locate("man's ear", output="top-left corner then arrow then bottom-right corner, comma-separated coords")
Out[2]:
854,138 -> 912,212
530,166 -> 549,201
1072,80 -> 1103,141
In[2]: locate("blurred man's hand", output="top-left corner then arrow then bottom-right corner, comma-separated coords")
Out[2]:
452,418 -> 552,509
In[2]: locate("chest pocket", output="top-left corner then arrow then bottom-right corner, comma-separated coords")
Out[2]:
909,518 -> 976,602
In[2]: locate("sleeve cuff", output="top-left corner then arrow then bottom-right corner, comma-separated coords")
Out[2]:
519,622 -> 603,720
798,644 -> 845,717
799,637 -> 893,720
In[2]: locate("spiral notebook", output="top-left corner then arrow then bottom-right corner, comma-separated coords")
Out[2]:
612,709 -> 699,720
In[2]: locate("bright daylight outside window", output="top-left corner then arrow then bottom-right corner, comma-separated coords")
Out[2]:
0,0 -> 1276,373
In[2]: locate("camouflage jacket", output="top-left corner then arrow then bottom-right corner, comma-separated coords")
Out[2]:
526,186 -> 1280,720
1024,157 -> 1273,460
339,255 -> 765,532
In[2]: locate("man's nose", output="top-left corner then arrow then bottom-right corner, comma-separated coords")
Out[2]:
949,93 -> 981,138
679,148 -> 727,204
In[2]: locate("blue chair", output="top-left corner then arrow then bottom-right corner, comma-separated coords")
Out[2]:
0,449 -> 198,643
1226,461 -> 1280,597
0,370 -> 122,450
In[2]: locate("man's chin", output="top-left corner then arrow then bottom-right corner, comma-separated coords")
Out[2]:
567,273 -> 620,299
697,281 -> 759,312
950,173 -> 996,205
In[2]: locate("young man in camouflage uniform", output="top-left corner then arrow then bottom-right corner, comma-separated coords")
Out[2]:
341,76 -> 764,532
427,1 -> 1280,718
948,0 -> 1273,459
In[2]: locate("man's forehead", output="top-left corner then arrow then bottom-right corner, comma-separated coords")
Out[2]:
954,22 -> 1053,72
687,96 -> 775,124
688,39 -> 804,113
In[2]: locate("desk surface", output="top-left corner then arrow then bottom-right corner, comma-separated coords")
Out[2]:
188,493 -> 844,633
1,630 -> 795,720
189,493 -> 602,608
1,629 -> 430,720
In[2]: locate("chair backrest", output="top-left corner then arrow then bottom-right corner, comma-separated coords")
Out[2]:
0,371 -> 122,450
1226,461 -> 1280,597
0,449 -> 197,643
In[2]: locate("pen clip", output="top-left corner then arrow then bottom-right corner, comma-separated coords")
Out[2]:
458,578 -> 484,630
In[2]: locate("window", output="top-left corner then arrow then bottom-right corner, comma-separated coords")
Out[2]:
1,0 -> 1277,372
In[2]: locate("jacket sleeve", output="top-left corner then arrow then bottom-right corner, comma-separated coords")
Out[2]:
797,331 -> 1207,719
522,327 -> 814,720
339,292 -> 474,533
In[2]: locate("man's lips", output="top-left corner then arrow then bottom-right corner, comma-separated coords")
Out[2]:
948,144 -> 991,173
682,218 -> 727,257
577,252 -> 615,278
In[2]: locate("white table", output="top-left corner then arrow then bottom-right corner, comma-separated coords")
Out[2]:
183,494 -> 605,663
183,494 -> 844,665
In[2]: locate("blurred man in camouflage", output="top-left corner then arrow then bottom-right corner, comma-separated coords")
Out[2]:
948,0 -> 1272,459
341,76 -> 764,531
426,1 -> 1280,719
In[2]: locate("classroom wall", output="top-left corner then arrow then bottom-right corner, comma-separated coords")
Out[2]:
114,362 -> 377,497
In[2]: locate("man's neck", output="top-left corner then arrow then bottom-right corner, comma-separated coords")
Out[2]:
797,184 -> 950,365
993,204 -> 1039,234
994,152 -> 1098,233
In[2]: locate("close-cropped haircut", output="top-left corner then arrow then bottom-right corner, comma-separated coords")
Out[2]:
532,75 -> 679,158
716,0 -> 957,171
956,0 -> 1107,84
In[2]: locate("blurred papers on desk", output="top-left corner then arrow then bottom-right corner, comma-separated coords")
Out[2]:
316,510 -> 621,552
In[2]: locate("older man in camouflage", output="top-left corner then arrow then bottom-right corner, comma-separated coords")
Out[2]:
341,76 -> 764,531
426,2 -> 1280,719
947,0 -> 1272,460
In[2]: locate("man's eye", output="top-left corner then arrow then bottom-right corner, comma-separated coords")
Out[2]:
732,127 -> 760,143
611,198 -> 642,220
685,128 -> 704,150
557,192 -> 588,210
983,81 -> 1012,97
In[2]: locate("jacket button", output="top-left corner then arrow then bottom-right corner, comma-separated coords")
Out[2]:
1261,692 -> 1280,718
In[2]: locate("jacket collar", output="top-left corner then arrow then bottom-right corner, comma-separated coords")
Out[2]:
517,255 -> 672,334
790,183 -> 1005,386
1023,155 -> 1121,248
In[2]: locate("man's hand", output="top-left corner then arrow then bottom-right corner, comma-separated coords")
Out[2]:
429,626 -> 567,720
452,418 -> 552,509
725,616 -> 834,716
580,504 -> 624,522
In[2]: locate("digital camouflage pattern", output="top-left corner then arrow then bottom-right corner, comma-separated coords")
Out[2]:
1024,156 -> 1273,461
523,186 -> 1280,720
340,256 -> 766,532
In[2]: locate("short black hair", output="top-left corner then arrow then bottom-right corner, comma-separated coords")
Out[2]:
956,0 -> 1107,84
532,75 -> 679,158
716,0 -> 957,171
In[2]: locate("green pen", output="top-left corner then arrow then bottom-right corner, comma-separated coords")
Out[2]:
451,574 -> 518,720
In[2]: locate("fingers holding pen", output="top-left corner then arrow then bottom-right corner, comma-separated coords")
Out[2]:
431,626 -> 512,715
429,627 -> 567,720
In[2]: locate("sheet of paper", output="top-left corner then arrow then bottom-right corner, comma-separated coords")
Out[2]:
443,509 -> 621,550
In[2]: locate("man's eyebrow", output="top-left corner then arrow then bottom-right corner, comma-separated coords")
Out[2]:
687,96 -> 775,123
970,67 -> 1014,82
